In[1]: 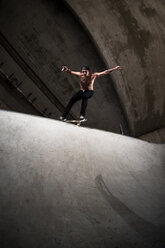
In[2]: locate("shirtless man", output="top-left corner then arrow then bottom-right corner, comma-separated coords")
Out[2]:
60,65 -> 121,121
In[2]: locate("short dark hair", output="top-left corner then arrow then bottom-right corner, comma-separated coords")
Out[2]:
81,65 -> 90,71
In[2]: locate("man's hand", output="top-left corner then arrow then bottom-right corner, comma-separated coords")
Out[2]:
114,66 -> 122,70
61,66 -> 80,76
61,66 -> 69,72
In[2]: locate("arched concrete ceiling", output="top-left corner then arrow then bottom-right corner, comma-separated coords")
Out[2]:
64,0 -> 165,137
0,0 -> 165,140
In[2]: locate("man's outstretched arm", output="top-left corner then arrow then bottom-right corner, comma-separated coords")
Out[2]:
61,66 -> 81,76
94,66 -> 122,77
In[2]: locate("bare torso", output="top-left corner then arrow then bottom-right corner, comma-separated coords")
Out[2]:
79,73 -> 96,91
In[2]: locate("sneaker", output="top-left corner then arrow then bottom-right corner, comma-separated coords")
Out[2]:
80,115 -> 85,120
59,116 -> 66,121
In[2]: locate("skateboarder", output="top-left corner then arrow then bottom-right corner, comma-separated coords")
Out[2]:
60,65 -> 121,121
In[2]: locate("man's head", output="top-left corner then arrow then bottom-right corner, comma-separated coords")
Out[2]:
81,65 -> 90,76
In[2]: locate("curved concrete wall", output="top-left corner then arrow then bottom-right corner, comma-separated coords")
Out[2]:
0,111 -> 165,248
65,0 -> 165,136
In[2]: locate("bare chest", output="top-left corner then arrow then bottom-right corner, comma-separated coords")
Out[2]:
80,76 -> 91,84
79,74 -> 96,90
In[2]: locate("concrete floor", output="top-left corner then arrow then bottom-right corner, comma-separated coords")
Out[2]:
0,110 -> 165,248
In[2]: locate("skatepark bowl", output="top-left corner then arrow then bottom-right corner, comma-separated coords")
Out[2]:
0,110 -> 165,248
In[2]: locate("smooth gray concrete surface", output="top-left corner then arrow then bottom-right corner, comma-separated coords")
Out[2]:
0,110 -> 165,248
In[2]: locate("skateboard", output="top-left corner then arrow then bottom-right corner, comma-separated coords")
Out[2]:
65,119 -> 87,126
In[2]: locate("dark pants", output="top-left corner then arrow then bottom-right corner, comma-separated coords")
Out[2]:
62,90 -> 94,118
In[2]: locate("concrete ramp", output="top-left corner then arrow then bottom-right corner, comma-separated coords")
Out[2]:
0,110 -> 165,248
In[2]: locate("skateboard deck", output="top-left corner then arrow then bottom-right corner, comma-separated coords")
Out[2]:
65,119 -> 87,126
